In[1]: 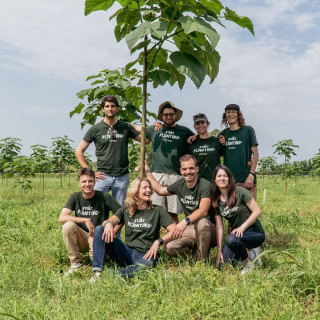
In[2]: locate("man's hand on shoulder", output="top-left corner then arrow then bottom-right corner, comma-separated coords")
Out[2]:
153,121 -> 163,131
219,135 -> 226,145
95,172 -> 105,181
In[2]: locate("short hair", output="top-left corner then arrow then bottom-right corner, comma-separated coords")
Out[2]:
221,110 -> 246,128
179,154 -> 198,167
78,167 -> 95,180
101,95 -> 119,109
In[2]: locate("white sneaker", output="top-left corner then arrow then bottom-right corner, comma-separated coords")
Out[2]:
241,261 -> 254,275
248,247 -> 262,266
66,262 -> 83,275
89,272 -> 102,283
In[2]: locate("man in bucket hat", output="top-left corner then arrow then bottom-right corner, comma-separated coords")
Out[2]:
145,101 -> 194,223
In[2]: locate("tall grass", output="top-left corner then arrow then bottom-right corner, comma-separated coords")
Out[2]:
0,175 -> 319,319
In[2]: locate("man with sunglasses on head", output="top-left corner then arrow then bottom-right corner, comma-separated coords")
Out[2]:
145,102 -> 194,224
76,95 -> 141,208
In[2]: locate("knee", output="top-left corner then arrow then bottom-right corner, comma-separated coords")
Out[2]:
164,241 -> 178,257
62,221 -> 77,235
195,218 -> 211,234
225,234 -> 239,247
94,225 -> 104,238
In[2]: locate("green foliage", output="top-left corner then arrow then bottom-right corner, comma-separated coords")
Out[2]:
51,136 -> 76,188
209,128 -> 220,137
84,0 -> 254,90
0,137 -> 22,174
273,139 -> 299,191
70,69 -> 154,128
310,149 -> 320,182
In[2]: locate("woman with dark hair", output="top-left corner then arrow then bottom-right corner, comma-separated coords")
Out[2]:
212,165 -> 265,274
90,177 -> 175,280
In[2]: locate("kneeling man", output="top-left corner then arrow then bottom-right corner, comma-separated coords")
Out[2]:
59,167 -> 121,274
145,155 -> 216,260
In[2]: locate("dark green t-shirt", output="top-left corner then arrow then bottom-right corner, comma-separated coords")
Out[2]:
146,124 -> 193,175
188,136 -> 225,182
83,120 -> 139,176
215,186 -> 264,233
64,191 -> 121,232
219,126 -> 258,183
114,205 -> 173,254
167,178 -> 212,218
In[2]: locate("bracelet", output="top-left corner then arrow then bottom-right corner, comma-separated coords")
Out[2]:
249,171 -> 255,176
102,221 -> 113,227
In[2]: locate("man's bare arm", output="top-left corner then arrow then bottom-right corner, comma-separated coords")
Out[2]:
75,140 -> 90,167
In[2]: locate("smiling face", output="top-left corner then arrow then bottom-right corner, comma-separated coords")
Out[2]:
214,169 -> 229,189
138,180 -> 153,202
180,159 -> 199,184
102,101 -> 118,119
194,120 -> 208,135
78,174 -> 96,197
225,108 -> 238,126
161,107 -> 177,127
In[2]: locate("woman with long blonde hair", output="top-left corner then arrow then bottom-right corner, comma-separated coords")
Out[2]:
91,177 -> 176,280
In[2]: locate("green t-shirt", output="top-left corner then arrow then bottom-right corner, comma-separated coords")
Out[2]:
188,136 -> 225,182
219,126 -> 258,183
215,186 -> 264,233
167,178 -> 212,218
146,124 -> 193,175
83,120 -> 139,176
114,205 -> 173,254
64,191 -> 121,232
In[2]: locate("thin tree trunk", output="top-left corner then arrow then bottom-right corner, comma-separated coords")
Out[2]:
139,36 -> 148,178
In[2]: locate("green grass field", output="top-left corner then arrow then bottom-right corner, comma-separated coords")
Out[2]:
0,175 -> 319,319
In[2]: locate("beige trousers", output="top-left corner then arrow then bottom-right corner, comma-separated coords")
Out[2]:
164,218 -> 216,260
62,222 -> 93,264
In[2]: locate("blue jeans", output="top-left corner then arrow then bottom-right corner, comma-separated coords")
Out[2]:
92,225 -> 157,278
94,173 -> 129,205
95,173 -> 129,238
223,230 -> 265,264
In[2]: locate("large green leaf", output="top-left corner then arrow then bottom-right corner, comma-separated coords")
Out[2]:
198,0 -> 224,15
125,86 -> 142,102
125,22 -> 153,50
69,103 -> 85,118
178,16 -> 220,48
170,51 -> 206,88
85,0 -> 115,16
224,7 -> 254,36
148,70 -> 171,87
198,49 -> 220,83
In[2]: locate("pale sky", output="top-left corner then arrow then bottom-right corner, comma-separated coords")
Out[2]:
1,0 -> 319,163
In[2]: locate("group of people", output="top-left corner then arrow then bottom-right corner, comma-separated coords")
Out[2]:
59,95 -> 265,280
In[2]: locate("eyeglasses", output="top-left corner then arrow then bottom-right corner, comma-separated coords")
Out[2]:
162,113 -> 175,117
109,128 -> 117,141
226,110 -> 238,114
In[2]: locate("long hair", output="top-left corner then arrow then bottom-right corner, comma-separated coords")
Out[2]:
212,165 -> 237,209
221,110 -> 246,128
125,178 -> 154,218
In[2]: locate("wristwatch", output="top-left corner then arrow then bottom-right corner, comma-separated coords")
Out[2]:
185,217 -> 191,225
157,238 -> 164,245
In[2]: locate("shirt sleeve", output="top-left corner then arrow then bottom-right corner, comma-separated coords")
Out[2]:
64,193 -> 77,211
166,179 -> 180,195
104,193 -> 122,218
200,179 -> 212,199
113,206 -> 126,224
83,126 -> 95,143
158,206 -> 174,229
146,125 -> 153,139
128,123 -> 139,139
248,126 -> 258,147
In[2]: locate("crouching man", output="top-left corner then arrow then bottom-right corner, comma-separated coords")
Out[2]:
59,167 -> 121,274
145,155 -> 216,260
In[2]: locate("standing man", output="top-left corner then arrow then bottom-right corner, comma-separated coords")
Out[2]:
145,101 -> 194,224
75,95 -> 141,206
59,167 -> 121,274
145,155 -> 216,261
219,104 -> 259,200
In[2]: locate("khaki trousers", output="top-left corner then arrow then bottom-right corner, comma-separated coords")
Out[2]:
164,218 -> 216,260
62,222 -> 93,264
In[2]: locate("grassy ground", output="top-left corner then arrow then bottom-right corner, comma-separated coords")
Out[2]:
0,175 -> 319,319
